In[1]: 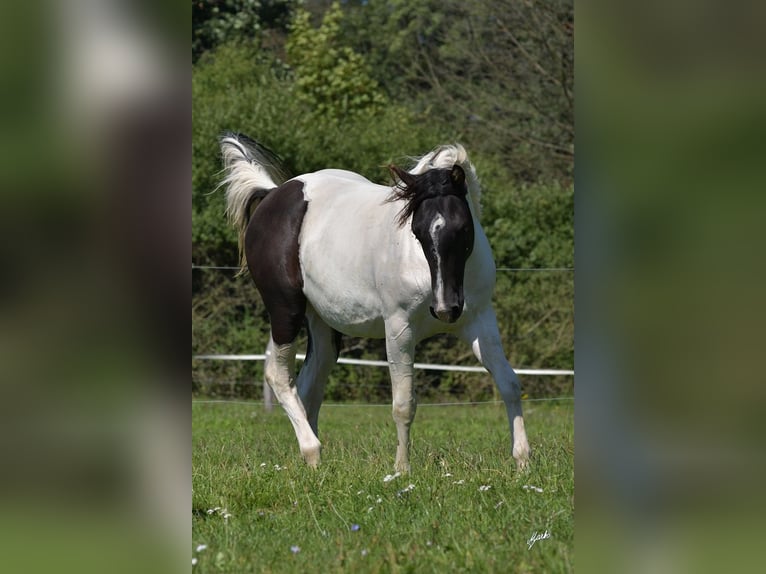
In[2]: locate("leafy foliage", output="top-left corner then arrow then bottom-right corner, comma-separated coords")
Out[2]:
192,0 -> 294,62
286,2 -> 387,119
343,0 -> 574,183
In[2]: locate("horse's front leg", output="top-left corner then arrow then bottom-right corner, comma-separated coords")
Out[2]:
460,309 -> 531,470
384,321 -> 416,474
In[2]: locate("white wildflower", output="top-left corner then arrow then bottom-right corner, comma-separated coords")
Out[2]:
383,472 -> 401,483
523,485 -> 544,493
397,483 -> 415,496
207,506 -> 232,519
208,507 -> 232,519
196,544 -> 207,552
479,485 -> 492,492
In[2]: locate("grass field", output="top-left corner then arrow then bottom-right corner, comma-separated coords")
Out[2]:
192,399 -> 573,573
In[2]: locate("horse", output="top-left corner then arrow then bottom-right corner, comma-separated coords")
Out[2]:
219,133 -> 530,472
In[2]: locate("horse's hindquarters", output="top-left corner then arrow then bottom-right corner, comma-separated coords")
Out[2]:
245,181 -> 309,345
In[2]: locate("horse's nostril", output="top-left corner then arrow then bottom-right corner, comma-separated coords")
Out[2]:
431,304 -> 463,323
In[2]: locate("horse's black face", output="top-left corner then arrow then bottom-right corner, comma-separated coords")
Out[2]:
411,170 -> 475,324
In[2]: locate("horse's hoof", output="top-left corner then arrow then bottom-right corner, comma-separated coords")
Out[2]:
302,444 -> 321,468
514,449 -> 531,471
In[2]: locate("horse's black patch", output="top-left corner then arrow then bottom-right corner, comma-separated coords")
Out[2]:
413,193 -> 474,322
244,179 -> 308,345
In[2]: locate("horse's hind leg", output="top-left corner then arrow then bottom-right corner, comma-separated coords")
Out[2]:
460,309 -> 531,470
264,334 -> 322,467
296,308 -> 341,436
244,179 -> 321,465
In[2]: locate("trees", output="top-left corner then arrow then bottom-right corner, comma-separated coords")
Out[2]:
192,0 -> 294,62
341,0 -> 574,183
286,3 -> 387,120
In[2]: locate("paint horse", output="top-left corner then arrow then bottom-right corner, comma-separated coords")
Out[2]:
219,133 -> 530,472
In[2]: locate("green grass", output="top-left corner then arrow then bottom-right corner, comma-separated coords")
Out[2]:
192,400 -> 573,573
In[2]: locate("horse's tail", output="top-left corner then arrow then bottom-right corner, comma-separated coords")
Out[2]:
408,144 -> 482,218
219,132 -> 291,273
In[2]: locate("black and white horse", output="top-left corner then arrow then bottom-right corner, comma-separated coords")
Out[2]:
220,133 -> 530,472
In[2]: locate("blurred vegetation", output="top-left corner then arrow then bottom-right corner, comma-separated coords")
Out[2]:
192,0 -> 573,401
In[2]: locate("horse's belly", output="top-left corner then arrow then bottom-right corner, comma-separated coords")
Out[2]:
300,236 -> 388,338
302,276 -> 387,338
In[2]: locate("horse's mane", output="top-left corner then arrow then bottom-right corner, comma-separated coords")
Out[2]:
406,144 -> 482,218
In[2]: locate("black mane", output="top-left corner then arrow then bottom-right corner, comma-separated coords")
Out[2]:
387,164 -> 467,227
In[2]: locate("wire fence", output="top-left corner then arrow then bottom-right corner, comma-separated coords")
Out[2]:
192,264 -> 573,272
192,397 -> 573,408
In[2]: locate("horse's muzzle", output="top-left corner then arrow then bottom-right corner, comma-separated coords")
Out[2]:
429,304 -> 463,324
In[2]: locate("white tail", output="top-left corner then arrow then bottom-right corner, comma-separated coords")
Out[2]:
408,144 -> 482,218
219,133 -> 290,271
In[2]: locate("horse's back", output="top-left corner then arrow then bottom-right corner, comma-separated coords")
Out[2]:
297,170 -> 394,238
297,169 -> 388,202
307,169 -> 374,185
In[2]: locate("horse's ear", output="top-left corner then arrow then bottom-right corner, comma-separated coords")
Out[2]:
389,164 -> 416,188
450,164 -> 466,187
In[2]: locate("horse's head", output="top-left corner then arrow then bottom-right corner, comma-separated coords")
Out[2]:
388,164 -> 475,323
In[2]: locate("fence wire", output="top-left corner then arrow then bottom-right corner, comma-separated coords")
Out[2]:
192,397 -> 573,408
192,264 -> 573,272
